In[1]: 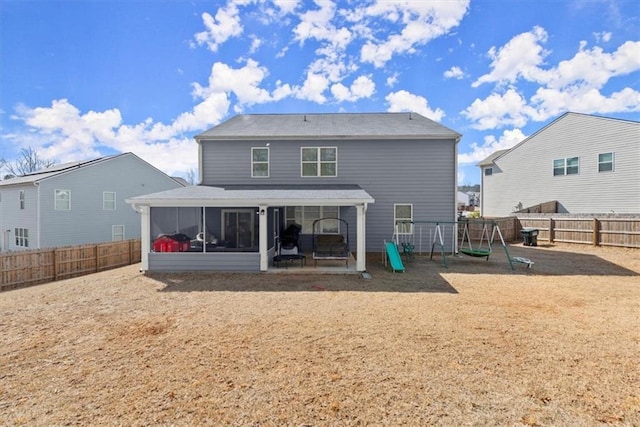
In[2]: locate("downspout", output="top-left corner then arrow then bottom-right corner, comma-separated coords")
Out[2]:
35,181 -> 41,249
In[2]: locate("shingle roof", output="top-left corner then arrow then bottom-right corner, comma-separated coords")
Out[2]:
196,113 -> 461,140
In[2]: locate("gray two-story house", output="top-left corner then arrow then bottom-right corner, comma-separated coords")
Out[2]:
0,152 -> 185,251
480,113 -> 640,216
127,113 -> 461,273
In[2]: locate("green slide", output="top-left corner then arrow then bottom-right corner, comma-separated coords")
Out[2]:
385,241 -> 405,273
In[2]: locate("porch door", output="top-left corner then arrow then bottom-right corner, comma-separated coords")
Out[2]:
222,209 -> 255,248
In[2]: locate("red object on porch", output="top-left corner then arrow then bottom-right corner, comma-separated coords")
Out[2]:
153,234 -> 190,252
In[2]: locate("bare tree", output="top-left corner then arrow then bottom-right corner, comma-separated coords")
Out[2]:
185,168 -> 198,185
2,147 -> 56,177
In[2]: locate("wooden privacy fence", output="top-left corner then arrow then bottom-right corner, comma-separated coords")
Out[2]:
518,217 -> 640,248
1,239 -> 141,291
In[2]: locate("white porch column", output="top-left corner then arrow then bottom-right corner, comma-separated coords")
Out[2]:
356,204 -> 367,272
140,205 -> 150,271
259,205 -> 268,271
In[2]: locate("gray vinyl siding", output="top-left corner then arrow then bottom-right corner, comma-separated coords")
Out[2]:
148,252 -> 260,272
201,138 -> 457,252
0,186 -> 39,251
482,114 -> 640,216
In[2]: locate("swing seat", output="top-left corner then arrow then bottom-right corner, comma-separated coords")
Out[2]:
459,247 -> 491,258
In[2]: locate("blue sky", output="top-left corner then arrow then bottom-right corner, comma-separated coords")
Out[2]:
1,0 -> 638,184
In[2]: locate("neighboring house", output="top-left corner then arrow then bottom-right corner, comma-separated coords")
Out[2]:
0,152 -> 185,251
127,112 -> 461,273
480,113 -> 640,217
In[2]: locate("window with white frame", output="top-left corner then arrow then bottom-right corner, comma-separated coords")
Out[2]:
15,228 -> 29,247
394,204 -> 413,234
19,190 -> 25,210
285,206 -> 339,234
598,152 -> 614,172
484,167 -> 493,176
553,157 -> 579,176
252,147 -> 269,178
301,147 -> 337,177
55,189 -> 71,210
112,225 -> 125,241
103,192 -> 116,210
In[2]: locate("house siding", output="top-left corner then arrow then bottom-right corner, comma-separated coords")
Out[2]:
201,138 -> 457,251
0,186 -> 39,251
482,114 -> 640,216
148,252 -> 260,272
0,153 -> 183,251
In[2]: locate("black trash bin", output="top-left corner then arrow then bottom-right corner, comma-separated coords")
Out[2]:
521,228 -> 539,246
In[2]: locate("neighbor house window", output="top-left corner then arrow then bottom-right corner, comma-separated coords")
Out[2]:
301,147 -> 337,177
394,204 -> 413,234
19,190 -> 25,210
15,228 -> 29,247
103,192 -> 116,210
553,157 -> 579,176
285,206 -> 339,234
484,167 -> 493,176
112,225 -> 125,241
252,147 -> 269,178
598,152 -> 614,172
55,189 -> 71,210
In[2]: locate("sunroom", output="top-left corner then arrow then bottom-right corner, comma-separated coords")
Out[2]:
126,184 -> 374,273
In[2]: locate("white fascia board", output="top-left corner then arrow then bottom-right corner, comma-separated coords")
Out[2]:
126,197 -> 374,208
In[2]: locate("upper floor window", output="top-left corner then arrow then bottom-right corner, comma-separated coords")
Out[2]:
103,192 -> 116,210
252,147 -> 269,178
55,189 -> 71,210
553,157 -> 579,176
394,203 -> 413,235
598,152 -> 614,172
285,205 -> 339,234
19,190 -> 25,210
112,225 -> 125,241
301,147 -> 337,177
15,228 -> 29,248
484,167 -> 493,176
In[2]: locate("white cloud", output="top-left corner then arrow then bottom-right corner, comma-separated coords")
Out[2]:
472,26 -> 549,88
458,128 -> 527,165
193,4 -> 244,52
357,0 -> 470,67
594,31 -> 612,43
462,88 -> 535,130
294,71 -> 330,103
293,1 -> 352,49
331,75 -> 375,102
444,66 -> 465,79
385,90 -> 445,121
273,0 -> 299,15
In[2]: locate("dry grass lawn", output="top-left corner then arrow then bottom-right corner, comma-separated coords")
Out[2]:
1,243 -> 639,426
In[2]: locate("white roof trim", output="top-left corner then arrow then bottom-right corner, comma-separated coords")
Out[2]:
126,185 -> 375,208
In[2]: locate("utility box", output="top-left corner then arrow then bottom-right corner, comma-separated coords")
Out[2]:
521,228 -> 539,246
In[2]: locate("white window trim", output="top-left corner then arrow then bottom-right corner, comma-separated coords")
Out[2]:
251,147 -> 270,178
285,206 -> 340,234
19,190 -> 25,210
553,157 -> 579,176
394,203 -> 414,235
55,189 -> 71,210
484,167 -> 493,176
301,146 -> 337,177
15,227 -> 29,248
103,191 -> 116,210
598,152 -> 615,173
112,225 -> 125,241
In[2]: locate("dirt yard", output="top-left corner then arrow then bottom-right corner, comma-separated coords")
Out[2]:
1,243 -> 639,426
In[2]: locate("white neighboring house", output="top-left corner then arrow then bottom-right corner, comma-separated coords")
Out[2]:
0,152 -> 185,251
479,113 -> 640,216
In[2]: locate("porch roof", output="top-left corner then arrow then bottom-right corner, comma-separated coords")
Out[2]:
126,184 -> 374,208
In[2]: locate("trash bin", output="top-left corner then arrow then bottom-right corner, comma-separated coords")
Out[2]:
521,228 -> 539,246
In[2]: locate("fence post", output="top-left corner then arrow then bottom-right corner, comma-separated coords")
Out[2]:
53,249 -> 58,281
549,218 -> 554,243
593,218 -> 600,246
94,244 -> 99,273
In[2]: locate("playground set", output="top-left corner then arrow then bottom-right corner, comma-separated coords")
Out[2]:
384,219 -> 533,272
